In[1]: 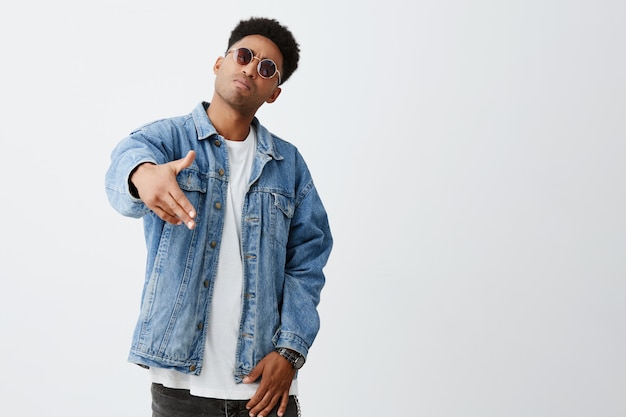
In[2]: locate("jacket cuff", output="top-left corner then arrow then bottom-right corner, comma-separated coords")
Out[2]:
274,330 -> 310,358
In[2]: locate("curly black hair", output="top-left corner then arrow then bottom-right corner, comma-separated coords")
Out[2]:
227,17 -> 300,85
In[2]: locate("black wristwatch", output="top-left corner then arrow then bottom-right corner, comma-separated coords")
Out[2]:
276,347 -> 306,370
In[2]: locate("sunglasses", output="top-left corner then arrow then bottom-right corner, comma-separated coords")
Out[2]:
227,47 -> 282,84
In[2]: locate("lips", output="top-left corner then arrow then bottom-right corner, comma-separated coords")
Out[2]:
234,77 -> 251,90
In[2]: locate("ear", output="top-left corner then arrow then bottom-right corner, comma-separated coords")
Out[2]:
213,56 -> 224,75
265,87 -> 282,104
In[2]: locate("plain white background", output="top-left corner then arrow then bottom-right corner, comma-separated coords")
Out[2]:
1,1 -> 624,416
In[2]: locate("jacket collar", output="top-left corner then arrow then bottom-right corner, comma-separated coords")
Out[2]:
193,102 -> 283,161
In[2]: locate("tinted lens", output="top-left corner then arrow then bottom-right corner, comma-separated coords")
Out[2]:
234,48 -> 253,65
258,60 -> 277,78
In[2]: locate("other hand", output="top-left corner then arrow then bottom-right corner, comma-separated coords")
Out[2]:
244,351 -> 296,417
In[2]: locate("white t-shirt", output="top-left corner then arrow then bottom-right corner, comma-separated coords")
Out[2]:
150,127 -> 298,399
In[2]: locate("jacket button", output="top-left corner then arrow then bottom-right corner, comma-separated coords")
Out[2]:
214,140 -> 221,147
203,280 -> 209,288
189,365 -> 196,372
197,322 -> 203,330
210,241 -> 217,248
218,168 -> 225,176
214,202 -> 222,210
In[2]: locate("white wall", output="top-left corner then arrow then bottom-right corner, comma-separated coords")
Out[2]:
1,1 -> 624,416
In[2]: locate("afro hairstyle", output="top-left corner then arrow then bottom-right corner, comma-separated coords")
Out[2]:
227,17 -> 300,85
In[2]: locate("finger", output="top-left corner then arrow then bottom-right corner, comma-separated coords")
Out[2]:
243,369 -> 261,384
248,394 -> 270,417
244,356 -> 266,384
165,189 -> 196,229
246,384 -> 273,416
146,190 -> 193,228
167,152 -> 197,227
276,393 -> 290,417
152,206 -> 182,226
255,393 -> 281,417
245,388 -> 264,412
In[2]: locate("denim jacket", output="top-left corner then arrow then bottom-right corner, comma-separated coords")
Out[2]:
105,102 -> 333,382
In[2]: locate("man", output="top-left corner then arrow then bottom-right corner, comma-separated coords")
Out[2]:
105,17 -> 333,417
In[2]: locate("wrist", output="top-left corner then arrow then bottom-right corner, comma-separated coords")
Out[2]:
128,162 -> 155,198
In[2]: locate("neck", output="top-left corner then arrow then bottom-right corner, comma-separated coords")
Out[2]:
207,95 -> 256,141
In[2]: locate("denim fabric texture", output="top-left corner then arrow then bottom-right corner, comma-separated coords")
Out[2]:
105,102 -> 333,382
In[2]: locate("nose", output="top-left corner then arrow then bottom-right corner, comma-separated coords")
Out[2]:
242,57 -> 260,79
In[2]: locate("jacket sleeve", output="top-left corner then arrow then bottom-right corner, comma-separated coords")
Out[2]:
104,126 -> 171,218
276,164 -> 333,357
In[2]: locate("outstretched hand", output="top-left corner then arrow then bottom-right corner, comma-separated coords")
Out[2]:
244,352 -> 296,417
130,150 -> 197,229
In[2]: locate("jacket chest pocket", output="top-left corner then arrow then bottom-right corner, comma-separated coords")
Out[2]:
176,168 -> 209,210
271,192 -> 294,245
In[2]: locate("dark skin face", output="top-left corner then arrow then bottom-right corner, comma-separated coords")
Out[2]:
208,34 -> 283,141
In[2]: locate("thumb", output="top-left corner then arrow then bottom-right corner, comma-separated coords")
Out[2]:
172,150 -> 196,174
243,362 -> 264,383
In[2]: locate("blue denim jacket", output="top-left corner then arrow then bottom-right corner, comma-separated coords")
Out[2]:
105,102 -> 333,382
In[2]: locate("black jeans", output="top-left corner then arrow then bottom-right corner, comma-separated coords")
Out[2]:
151,383 -> 301,417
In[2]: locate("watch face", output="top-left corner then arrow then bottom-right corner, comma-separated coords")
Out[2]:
294,355 -> 305,370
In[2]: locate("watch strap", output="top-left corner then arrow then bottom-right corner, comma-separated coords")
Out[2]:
276,347 -> 305,369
